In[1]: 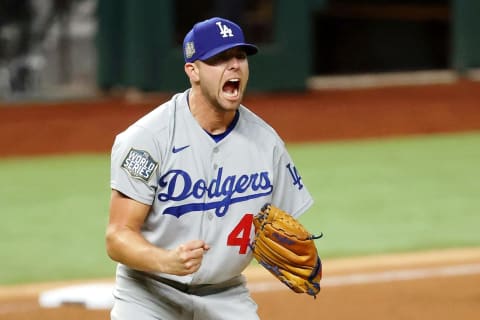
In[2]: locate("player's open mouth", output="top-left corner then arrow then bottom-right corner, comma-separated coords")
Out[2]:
222,78 -> 240,98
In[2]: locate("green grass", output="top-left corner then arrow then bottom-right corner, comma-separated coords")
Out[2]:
0,155 -> 116,284
1,132 -> 479,285
292,132 -> 480,258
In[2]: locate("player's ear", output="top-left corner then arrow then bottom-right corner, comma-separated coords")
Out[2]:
184,62 -> 200,82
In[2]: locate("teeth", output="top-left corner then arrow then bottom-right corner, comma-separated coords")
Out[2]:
224,88 -> 238,97
223,78 -> 240,98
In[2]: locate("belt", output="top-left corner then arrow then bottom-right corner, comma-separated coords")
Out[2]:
128,269 -> 244,296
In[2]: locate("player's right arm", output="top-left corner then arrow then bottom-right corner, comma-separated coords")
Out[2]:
105,189 -> 210,276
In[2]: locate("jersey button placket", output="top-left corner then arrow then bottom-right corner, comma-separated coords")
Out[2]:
211,146 -> 220,171
203,146 -> 221,240
209,147 -> 221,220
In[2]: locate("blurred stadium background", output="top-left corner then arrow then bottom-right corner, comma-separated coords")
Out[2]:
1,0 -> 479,100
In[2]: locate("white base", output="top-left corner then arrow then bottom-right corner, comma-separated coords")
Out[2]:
38,282 -> 114,310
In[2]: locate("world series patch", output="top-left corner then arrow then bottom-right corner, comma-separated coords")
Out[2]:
121,148 -> 158,182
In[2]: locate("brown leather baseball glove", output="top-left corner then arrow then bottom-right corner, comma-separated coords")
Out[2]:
250,203 -> 323,298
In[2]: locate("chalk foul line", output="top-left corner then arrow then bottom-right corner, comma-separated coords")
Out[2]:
247,263 -> 480,293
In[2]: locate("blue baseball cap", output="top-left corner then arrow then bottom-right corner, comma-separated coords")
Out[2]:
183,17 -> 258,63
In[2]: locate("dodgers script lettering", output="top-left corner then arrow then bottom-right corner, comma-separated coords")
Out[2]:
157,167 -> 273,218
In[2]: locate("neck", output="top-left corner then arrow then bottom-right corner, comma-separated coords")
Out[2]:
188,89 -> 236,135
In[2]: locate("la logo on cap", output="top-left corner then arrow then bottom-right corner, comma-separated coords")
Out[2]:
216,21 -> 234,38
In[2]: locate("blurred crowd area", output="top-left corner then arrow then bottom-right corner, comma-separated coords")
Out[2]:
0,0 -> 98,100
0,0 -> 274,101
2,0 -> 467,101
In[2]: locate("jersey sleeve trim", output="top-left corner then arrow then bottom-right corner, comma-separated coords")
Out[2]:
110,182 -> 154,206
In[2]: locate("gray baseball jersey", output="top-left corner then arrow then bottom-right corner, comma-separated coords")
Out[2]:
110,89 -> 313,285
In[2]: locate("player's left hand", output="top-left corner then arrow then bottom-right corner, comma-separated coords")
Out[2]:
251,204 -> 322,298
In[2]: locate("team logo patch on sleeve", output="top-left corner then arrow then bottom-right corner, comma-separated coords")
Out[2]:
121,148 -> 158,182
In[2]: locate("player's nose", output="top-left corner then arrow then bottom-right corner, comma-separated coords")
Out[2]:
227,56 -> 242,70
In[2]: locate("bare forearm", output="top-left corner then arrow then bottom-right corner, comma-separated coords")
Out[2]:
106,226 -> 167,273
105,226 -> 209,276
106,190 -> 209,276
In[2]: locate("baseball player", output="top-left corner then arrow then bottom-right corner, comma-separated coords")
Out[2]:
106,17 -> 314,319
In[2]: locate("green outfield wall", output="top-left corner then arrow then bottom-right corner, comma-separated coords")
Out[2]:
97,0 -> 480,92
452,0 -> 480,73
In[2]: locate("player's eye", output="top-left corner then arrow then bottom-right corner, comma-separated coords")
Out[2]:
235,52 -> 247,60
204,55 -> 224,66
204,49 -> 247,66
